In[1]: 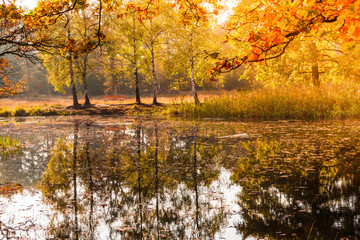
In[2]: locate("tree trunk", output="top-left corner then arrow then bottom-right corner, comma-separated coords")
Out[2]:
189,31 -> 199,104
312,62 -> 320,87
132,15 -> 141,105
151,44 -> 158,105
190,55 -> 199,104
82,54 -> 91,107
81,12 -> 91,107
67,27 -> 79,108
135,67 -> 141,104
69,52 -> 79,108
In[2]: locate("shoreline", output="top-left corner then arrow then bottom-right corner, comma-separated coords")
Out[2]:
0,103 -> 170,118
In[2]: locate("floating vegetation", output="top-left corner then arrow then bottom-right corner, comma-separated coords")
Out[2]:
0,183 -> 23,196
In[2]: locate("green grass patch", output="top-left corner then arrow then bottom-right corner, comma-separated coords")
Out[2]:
170,84 -> 360,120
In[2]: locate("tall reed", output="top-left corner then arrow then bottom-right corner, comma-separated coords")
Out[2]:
171,84 -> 360,120
0,136 -> 23,157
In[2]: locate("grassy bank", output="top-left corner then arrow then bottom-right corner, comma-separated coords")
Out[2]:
0,97 -> 167,117
170,85 -> 360,120
0,106 -> 61,117
0,105 -> 130,117
3,86 -> 360,120
0,94 -> 207,117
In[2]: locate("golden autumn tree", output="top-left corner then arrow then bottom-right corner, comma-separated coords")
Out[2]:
0,0 -> 33,96
0,0 -> 102,99
209,0 -> 360,75
1,0 -> 221,98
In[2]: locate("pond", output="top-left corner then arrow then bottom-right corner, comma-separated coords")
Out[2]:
0,116 -> 359,239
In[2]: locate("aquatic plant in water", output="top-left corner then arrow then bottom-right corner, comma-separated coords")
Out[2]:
0,136 -> 22,158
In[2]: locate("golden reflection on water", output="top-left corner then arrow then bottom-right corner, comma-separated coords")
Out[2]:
0,117 -> 359,239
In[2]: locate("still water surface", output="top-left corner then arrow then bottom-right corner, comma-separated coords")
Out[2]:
0,116 -> 359,239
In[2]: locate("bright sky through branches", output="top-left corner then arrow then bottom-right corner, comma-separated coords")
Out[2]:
20,0 -> 237,23
217,0 -> 236,24
20,0 -> 38,9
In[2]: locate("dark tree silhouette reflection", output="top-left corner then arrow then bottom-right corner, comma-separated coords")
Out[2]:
231,136 -> 360,239
33,119 -> 360,239
38,120 -> 227,239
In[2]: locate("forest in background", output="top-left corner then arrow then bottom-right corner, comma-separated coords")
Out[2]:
3,0 -> 252,102
1,0 -> 360,109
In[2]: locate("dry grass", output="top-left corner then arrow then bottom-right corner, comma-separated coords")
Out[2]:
93,94 -> 216,105
0,93 -> 213,110
170,84 -> 360,120
0,94 -> 201,117
7,86 -> 359,121
0,97 -> 68,111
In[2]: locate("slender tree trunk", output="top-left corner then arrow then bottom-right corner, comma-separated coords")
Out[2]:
309,41 -> 320,88
135,67 -> 141,104
189,31 -> 199,104
151,44 -> 158,105
190,55 -> 199,104
312,62 -> 320,87
133,16 -> 141,105
81,12 -> 91,107
69,52 -> 80,108
82,54 -> 91,106
148,19 -> 159,105
67,27 -> 79,108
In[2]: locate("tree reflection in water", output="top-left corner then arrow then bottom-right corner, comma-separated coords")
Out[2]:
38,120 -> 225,239
73,122 -> 79,240
231,137 -> 360,239
33,120 -> 360,239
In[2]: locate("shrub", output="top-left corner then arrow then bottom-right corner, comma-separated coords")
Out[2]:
12,107 -> 28,117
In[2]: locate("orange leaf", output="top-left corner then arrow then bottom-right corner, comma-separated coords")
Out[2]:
274,36 -> 283,44
353,27 -> 360,38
